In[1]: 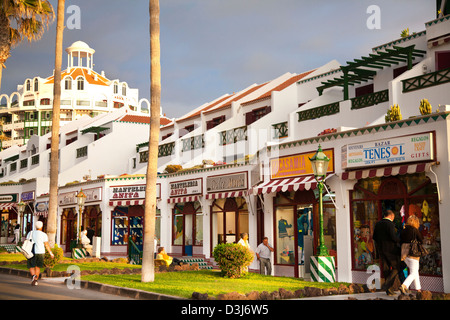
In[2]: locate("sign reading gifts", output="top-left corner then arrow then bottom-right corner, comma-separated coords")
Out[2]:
270,149 -> 334,179
169,179 -> 202,197
344,132 -> 435,168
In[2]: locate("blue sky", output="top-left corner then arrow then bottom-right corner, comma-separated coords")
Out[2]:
1,0 -> 435,118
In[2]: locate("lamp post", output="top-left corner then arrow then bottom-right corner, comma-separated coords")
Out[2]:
309,145 -> 330,256
309,145 -> 336,282
76,189 -> 87,246
16,201 -> 26,243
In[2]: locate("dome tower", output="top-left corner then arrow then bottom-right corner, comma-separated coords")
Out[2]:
65,41 -> 96,70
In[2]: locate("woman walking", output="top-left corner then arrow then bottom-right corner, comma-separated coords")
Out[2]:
400,215 -> 423,294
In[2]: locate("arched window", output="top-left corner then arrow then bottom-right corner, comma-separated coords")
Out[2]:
113,82 -> 118,94
122,83 -> 127,96
34,79 -> 39,92
26,80 -> 31,91
65,77 -> 72,90
77,77 -> 84,91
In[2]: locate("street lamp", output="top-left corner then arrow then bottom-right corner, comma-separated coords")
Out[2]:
76,189 -> 87,245
309,145 -> 330,256
308,145 -> 335,282
16,201 -> 26,243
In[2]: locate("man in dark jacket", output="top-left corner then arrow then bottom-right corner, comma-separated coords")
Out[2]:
373,209 -> 401,296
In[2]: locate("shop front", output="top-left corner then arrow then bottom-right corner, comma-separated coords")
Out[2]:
206,172 -> 250,254
0,193 -> 18,244
168,178 -> 203,256
341,131 -> 443,291
58,186 -> 103,252
108,182 -> 161,256
252,149 -> 337,278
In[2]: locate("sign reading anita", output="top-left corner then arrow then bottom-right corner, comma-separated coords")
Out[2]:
169,178 -> 202,197
109,184 -> 161,200
344,132 -> 435,169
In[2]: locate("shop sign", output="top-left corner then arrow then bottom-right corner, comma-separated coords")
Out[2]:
206,172 -> 248,193
21,191 -> 35,202
58,191 -> 77,206
270,149 -> 334,179
35,202 -> 48,214
109,184 -> 161,200
58,187 -> 103,205
169,178 -> 202,197
344,132 -> 435,169
0,194 -> 18,203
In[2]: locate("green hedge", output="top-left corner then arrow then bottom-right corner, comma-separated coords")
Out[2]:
212,243 -> 254,278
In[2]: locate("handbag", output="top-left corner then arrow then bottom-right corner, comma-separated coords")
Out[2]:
18,231 -> 35,259
409,232 -> 428,258
401,243 -> 410,261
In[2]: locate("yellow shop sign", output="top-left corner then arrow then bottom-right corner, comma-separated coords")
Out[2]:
270,149 -> 334,179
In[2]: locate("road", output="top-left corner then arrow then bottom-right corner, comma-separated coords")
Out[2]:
0,273 -> 135,300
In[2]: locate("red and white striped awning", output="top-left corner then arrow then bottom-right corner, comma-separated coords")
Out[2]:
341,162 -> 434,180
0,203 -> 16,211
109,199 -> 145,207
251,175 -> 318,195
205,190 -> 246,200
167,195 -> 201,204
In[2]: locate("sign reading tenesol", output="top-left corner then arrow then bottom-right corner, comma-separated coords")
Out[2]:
345,132 -> 434,168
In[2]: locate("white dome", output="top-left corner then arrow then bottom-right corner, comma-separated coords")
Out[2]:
66,41 -> 95,54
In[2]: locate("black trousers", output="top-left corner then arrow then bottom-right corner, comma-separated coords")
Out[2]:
380,252 -> 401,292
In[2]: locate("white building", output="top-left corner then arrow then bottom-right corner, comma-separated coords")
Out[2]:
0,41 -> 150,149
1,10 -> 450,293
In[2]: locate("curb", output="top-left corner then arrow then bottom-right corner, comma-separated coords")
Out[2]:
0,266 -> 184,300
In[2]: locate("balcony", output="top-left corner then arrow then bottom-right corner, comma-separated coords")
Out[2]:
351,89 -> 389,110
402,67 -> 450,93
297,102 -> 340,122
219,126 -> 247,146
158,142 -> 175,158
182,134 -> 204,152
272,121 -> 288,139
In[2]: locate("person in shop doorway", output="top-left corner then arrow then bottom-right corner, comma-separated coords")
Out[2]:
86,225 -> 95,244
26,221 -> 54,286
255,237 -> 274,275
238,233 -> 253,272
13,224 -> 20,244
373,208 -> 401,296
400,215 -> 423,294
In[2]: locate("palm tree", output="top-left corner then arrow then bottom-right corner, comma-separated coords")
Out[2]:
141,0 -> 161,283
47,0 -> 65,247
0,0 -> 54,91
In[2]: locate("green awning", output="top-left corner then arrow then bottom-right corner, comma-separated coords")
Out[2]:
317,45 -> 427,99
81,126 -> 109,135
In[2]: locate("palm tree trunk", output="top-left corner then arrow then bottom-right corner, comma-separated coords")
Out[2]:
141,0 -> 161,283
47,0 -> 65,247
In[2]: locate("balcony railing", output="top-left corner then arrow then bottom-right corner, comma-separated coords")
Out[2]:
182,134 -> 204,152
272,121 -> 288,139
402,67 -> 450,93
351,89 -> 389,110
297,102 -> 340,122
219,126 -> 247,146
76,146 -> 88,158
158,142 -> 175,158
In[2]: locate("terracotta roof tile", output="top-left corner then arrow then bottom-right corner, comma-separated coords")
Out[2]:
45,67 -> 110,86
119,114 -> 172,126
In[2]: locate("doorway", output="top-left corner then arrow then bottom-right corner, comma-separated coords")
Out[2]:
173,201 -> 203,256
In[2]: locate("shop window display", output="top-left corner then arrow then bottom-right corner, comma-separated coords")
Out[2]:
350,173 -> 442,276
173,201 -> 203,247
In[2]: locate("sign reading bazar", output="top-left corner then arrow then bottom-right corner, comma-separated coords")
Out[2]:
270,149 -> 334,179
206,172 -> 248,193
169,178 -> 202,197
344,132 -> 435,169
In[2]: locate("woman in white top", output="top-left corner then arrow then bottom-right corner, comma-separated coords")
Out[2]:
237,233 -> 253,272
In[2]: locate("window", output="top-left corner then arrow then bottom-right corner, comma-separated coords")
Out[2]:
26,80 -> 31,91
65,77 -> 72,90
245,106 -> 271,125
122,83 -> 127,96
173,202 -> 203,251
206,116 -> 226,130
40,98 -> 51,106
34,79 -> 39,92
77,77 -> 84,91
113,82 -> 118,94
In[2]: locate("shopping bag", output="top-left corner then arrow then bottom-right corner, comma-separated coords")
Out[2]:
18,232 -> 35,259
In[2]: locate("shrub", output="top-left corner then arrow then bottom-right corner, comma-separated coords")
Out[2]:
212,243 -> 254,278
44,244 -> 64,270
